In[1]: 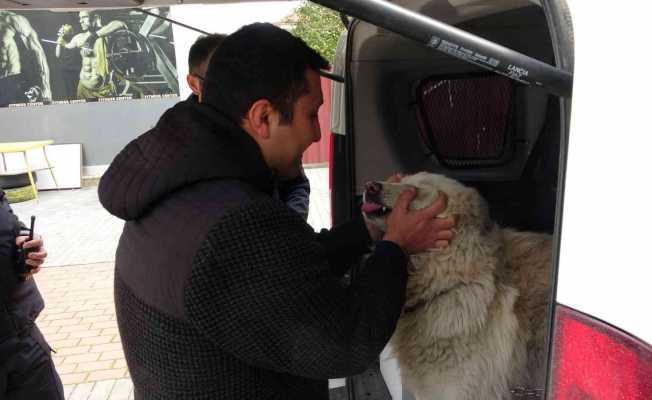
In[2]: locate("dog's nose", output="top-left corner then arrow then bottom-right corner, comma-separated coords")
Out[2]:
365,181 -> 382,195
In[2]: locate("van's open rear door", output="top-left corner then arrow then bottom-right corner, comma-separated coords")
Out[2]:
312,0 -> 572,97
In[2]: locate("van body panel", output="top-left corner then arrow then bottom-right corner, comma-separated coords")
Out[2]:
557,0 -> 652,345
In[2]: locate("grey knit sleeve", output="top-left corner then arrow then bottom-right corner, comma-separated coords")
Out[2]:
184,199 -> 407,379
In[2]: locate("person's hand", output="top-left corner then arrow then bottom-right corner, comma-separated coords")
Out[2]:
15,234 -> 47,276
364,173 -> 404,241
382,188 -> 455,254
57,25 -> 71,45
56,34 -> 66,46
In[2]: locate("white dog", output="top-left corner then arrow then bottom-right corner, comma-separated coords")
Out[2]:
363,172 -> 552,400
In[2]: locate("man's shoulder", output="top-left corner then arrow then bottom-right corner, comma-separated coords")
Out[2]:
191,196 -> 317,271
71,32 -> 90,44
163,179 -> 266,219
156,97 -> 198,127
6,12 -> 29,28
205,195 -> 312,242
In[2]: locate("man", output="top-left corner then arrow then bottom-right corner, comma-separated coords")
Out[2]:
54,23 -> 80,99
0,189 -> 62,399
99,23 -> 454,399
187,33 -> 311,220
186,33 -> 226,102
0,11 -> 51,106
56,10 -> 127,99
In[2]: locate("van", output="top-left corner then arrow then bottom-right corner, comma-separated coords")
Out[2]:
326,1 -> 652,399
1,1 -> 650,399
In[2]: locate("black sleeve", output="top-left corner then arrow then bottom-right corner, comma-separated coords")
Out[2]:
0,191 -> 23,301
315,217 -> 372,277
184,199 -> 407,380
277,171 -> 310,221
0,192 -> 27,233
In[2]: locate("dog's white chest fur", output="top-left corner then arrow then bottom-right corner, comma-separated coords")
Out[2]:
394,282 -> 525,400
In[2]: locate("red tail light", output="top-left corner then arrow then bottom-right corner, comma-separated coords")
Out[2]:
549,305 -> 652,399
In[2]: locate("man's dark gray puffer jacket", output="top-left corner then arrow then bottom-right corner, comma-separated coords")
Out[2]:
98,100 -> 408,399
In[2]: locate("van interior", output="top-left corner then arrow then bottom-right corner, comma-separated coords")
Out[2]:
329,0 -> 569,398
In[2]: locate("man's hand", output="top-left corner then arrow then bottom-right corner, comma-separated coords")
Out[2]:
382,188 -> 455,254
57,25 -> 71,45
15,234 -> 47,276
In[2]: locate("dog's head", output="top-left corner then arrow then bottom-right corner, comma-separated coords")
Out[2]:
362,172 -> 492,240
364,173 -> 501,327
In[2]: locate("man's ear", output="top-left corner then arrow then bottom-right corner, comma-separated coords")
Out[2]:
244,99 -> 274,140
186,74 -> 201,96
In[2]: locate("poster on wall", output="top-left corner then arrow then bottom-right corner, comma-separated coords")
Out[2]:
0,8 -> 179,108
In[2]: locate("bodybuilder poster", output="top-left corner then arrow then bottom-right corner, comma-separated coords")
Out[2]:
0,8 -> 179,107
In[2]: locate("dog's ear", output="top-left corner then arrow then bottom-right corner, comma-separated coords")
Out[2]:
471,188 -> 495,233
452,187 -> 493,231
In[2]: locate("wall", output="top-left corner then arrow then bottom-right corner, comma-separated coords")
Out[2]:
0,98 -> 177,172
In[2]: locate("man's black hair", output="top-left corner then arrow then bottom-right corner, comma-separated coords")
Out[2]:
188,34 -> 227,74
202,23 -> 329,124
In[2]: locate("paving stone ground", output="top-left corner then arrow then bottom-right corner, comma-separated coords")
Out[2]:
34,263 -> 132,399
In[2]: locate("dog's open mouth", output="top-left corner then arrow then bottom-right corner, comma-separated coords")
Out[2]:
362,181 -> 392,217
361,200 -> 391,216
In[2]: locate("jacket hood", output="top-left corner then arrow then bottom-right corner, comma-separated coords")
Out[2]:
99,100 -> 274,221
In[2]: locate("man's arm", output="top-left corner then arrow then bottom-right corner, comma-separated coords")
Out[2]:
1,21 -> 21,77
279,166 -> 372,276
55,24 -> 73,58
0,191 -> 24,300
58,32 -> 85,51
56,38 -> 75,53
10,14 -> 51,100
59,31 -> 97,60
96,20 -> 127,37
185,199 -> 408,379
315,217 -> 372,277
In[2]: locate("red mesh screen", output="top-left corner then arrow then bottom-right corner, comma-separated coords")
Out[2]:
417,75 -> 514,167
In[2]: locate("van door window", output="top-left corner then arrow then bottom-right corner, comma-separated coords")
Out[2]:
416,74 -> 515,168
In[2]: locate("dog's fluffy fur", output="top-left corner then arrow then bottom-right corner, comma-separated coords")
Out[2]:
364,172 -> 552,400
